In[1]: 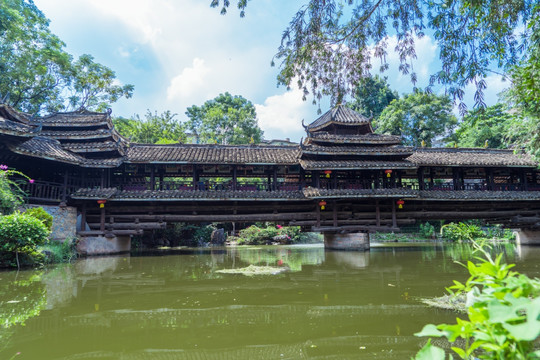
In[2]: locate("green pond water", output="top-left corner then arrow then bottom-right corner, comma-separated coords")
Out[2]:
1,243 -> 539,360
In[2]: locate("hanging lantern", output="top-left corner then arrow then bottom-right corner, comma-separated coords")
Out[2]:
385,169 -> 393,178
324,170 -> 332,178
319,200 -> 327,210
97,199 -> 107,208
396,199 -> 405,209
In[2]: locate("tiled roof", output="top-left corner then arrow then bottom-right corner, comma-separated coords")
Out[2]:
307,105 -> 372,132
301,144 -> 412,156
39,109 -> 110,127
82,157 -> 123,168
126,144 -> 301,165
9,137 -> 84,165
39,128 -> 114,140
0,117 -> 40,137
0,104 -> 32,124
309,132 -> 401,145
300,159 -> 416,170
408,148 -> 537,167
418,190 -> 540,201
62,141 -> 120,153
303,187 -> 419,199
71,188 -> 307,201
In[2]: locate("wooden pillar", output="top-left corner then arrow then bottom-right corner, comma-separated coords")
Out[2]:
159,169 -> 164,191
300,168 -> 306,189
267,172 -> 272,191
332,172 -> 338,190
62,170 -> 68,204
232,165 -> 237,191
100,169 -> 105,189
316,203 -> 321,228
273,166 -> 278,191
391,199 -> 397,229
417,167 -> 425,190
100,206 -> 105,232
80,203 -> 87,232
192,165 -> 199,190
397,170 -> 402,188
332,201 -> 338,227
313,170 -> 320,188
107,169 -> 111,187
521,169 -> 528,191
485,167 -> 493,191
150,165 -> 156,191
375,200 -> 381,227
429,168 -> 434,190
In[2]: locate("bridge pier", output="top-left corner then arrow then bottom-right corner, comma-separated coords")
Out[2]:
515,230 -> 540,246
77,235 -> 131,256
324,232 -> 370,251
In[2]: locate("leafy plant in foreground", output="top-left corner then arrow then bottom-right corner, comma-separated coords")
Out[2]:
414,240 -> 540,359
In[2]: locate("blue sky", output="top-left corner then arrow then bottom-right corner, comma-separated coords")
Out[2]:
34,0 -> 508,142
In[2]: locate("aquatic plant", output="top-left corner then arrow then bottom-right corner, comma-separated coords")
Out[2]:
414,240 -> 540,359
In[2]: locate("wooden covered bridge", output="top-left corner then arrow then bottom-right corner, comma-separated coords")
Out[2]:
1,102 -> 540,252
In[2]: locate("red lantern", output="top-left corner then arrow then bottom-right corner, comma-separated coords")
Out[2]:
324,170 -> 332,178
396,199 -> 405,209
319,200 -> 327,210
97,199 -> 107,208
385,169 -> 393,178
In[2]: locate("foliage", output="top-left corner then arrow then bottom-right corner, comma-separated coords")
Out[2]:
67,54 -> 134,112
23,207 -> 53,231
506,6 -> 540,159
450,104 -> 514,149
419,222 -> 435,239
440,222 -> 484,242
375,91 -> 457,146
214,0 -> 535,110
236,224 -> 312,245
39,238 -> 77,264
414,240 -> 540,359
0,0 -> 133,113
0,165 -> 33,214
0,212 -> 49,267
349,75 -> 399,119
186,92 -> 263,145
193,224 -> 216,245
113,110 -> 186,144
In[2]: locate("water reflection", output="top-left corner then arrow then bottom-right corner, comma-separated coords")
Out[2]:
0,243 -> 538,359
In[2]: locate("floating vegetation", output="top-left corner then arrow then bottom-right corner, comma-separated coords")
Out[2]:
215,265 -> 289,276
419,293 -> 467,313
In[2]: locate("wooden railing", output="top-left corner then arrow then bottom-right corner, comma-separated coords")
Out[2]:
20,180 -> 65,202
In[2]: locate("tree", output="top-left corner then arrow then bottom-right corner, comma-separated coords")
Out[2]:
375,91 -> 457,147
213,0 -> 536,111
348,75 -> 399,119
505,5 -> 540,158
451,104 -> 514,149
113,110 -> 186,144
0,0 -> 133,113
67,54 -> 134,112
185,93 -> 263,145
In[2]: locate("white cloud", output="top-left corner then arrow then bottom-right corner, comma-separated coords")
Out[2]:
167,58 -> 211,100
255,88 -> 313,141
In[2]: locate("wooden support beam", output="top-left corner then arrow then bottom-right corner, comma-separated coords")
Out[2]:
332,201 -> 338,227
88,222 -> 167,230
312,225 -> 400,233
100,207 -> 105,232
375,200 -> 380,227
80,203 -> 86,232
392,200 -> 397,228
108,212 -> 317,222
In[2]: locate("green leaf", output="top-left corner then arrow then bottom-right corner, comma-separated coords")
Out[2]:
415,324 -> 446,338
413,340 -> 446,360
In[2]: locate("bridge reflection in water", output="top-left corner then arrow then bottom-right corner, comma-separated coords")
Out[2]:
1,244 -> 539,360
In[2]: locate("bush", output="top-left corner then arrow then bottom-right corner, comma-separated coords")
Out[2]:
24,207 -> 53,231
40,238 -> 77,263
193,224 -> 216,245
441,222 -> 484,242
0,212 -> 50,267
419,222 -> 435,239
414,241 -> 540,359
0,165 -> 33,215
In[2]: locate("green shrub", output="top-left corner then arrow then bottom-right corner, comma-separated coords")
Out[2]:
193,224 -> 216,245
414,240 -> 540,359
0,166 -> 33,215
40,238 -> 77,263
419,222 -> 435,239
0,212 -> 49,267
441,222 -> 484,242
24,207 -> 53,231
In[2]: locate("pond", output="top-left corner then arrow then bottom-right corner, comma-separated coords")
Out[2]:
1,243 -> 539,359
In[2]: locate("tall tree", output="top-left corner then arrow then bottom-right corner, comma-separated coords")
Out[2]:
506,5 -> 540,158
213,0 -> 535,111
451,104 -> 514,149
0,0 -> 133,113
375,91 -> 457,147
348,75 -> 399,119
185,93 -> 263,145
113,110 -> 186,144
